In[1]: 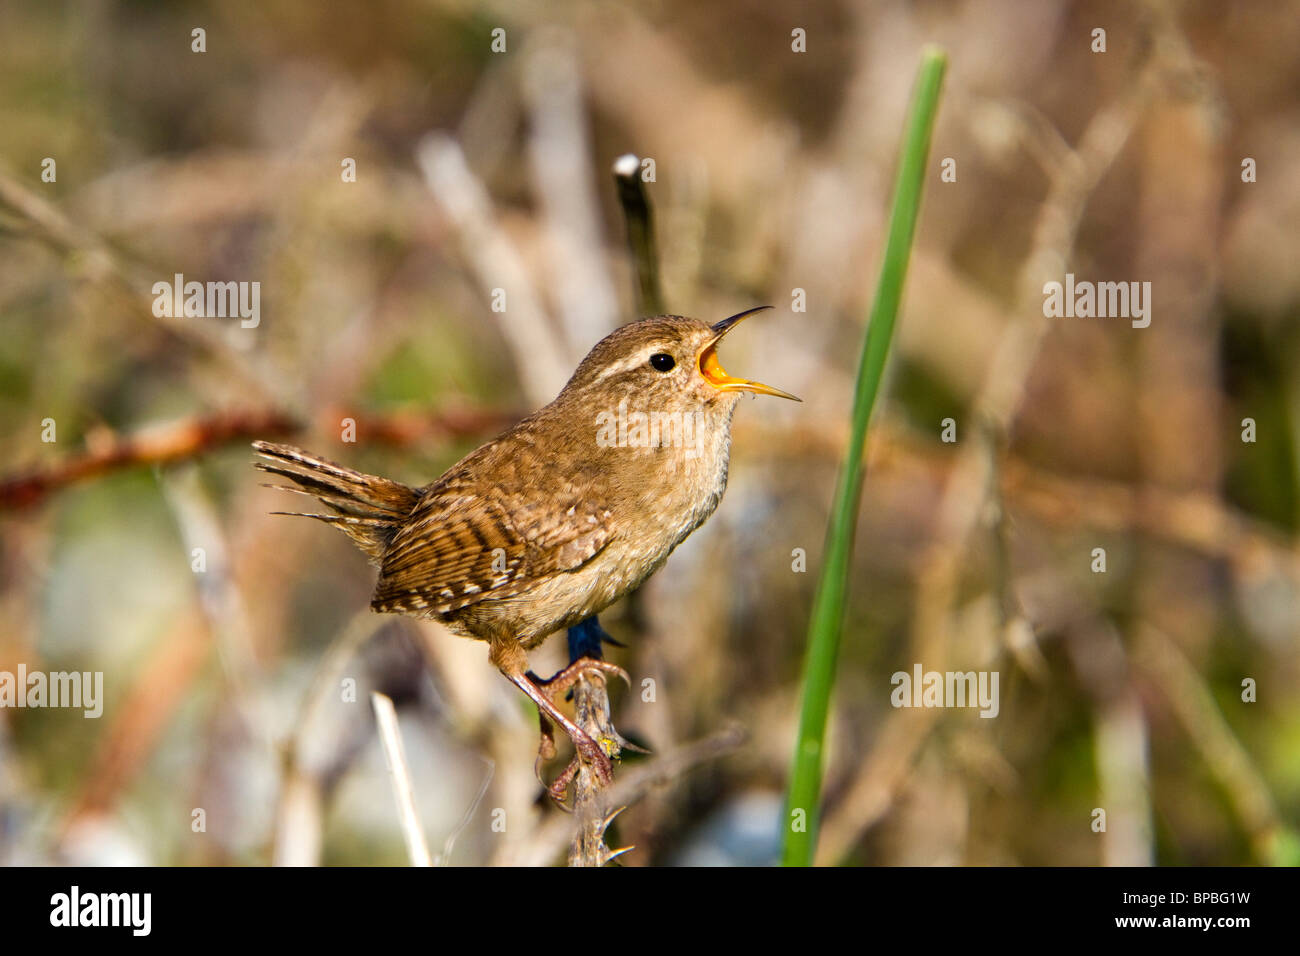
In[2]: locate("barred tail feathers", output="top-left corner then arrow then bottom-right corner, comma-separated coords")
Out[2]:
251,441 -> 420,564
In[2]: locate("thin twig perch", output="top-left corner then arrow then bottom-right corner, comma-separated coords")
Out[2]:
509,725 -> 747,867
568,671 -> 624,866
560,153 -> 671,865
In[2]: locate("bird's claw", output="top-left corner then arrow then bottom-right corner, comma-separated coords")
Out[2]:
536,712 -> 557,763
526,657 -> 625,803
575,732 -> 615,785
546,734 -> 615,805
530,657 -> 631,696
546,758 -> 580,807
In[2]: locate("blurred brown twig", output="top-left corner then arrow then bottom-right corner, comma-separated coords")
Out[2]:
0,409 -> 298,510
0,406 -> 518,512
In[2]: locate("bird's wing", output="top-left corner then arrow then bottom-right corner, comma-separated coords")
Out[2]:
370,486 -> 612,615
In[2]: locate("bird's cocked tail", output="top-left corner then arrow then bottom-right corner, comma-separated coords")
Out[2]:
252,441 -> 420,565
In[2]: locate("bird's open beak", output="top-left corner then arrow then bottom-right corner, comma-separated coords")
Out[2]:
698,306 -> 802,401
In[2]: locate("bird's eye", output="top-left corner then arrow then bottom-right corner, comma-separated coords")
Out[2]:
649,353 -> 676,372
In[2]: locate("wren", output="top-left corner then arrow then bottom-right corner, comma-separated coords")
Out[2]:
254,307 -> 798,785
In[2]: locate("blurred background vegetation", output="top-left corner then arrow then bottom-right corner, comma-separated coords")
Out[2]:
1,0 -> 1297,866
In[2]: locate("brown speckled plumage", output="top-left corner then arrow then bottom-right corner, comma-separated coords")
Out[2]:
254,310 -> 797,783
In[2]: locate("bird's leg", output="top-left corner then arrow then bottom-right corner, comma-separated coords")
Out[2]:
563,617 -> 645,756
509,671 -> 613,786
536,710 -> 556,762
532,616 -> 644,803
490,637 -> 613,788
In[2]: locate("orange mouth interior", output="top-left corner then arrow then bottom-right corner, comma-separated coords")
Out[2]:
697,341 -> 801,401
699,344 -> 729,386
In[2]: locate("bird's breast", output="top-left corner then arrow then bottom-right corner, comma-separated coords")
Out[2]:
444,407 -> 736,646
601,408 -> 735,579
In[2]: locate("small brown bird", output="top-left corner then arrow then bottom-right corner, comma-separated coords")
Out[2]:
254,307 -> 797,786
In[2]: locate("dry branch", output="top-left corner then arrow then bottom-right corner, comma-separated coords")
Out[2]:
568,671 -> 623,867
509,725 -> 747,867
0,409 -> 298,511
612,154 -> 664,315
1134,626 -> 1287,863
371,691 -> 433,867
0,406 -> 518,511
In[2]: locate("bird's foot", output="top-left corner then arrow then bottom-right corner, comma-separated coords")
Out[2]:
530,657 -> 631,698
545,756 -> 581,805
532,718 -> 614,801
524,657 -> 631,804
542,716 -> 653,803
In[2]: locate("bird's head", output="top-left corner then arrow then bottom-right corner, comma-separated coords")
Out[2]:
562,307 -> 801,414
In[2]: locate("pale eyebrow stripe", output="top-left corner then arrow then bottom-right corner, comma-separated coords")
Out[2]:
589,344 -> 673,384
